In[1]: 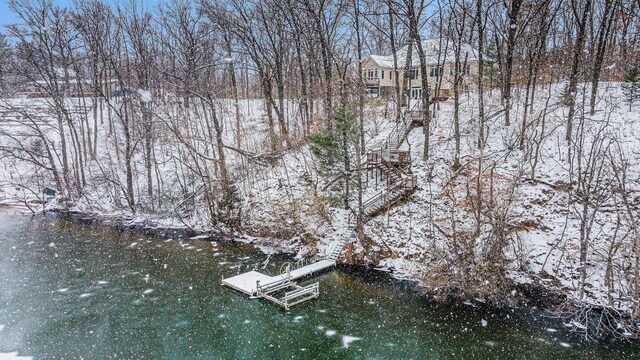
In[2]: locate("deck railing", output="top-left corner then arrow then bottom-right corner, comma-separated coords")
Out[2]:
363,77 -> 380,86
366,149 -> 411,166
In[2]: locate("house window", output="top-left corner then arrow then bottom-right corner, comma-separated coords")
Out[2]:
390,71 -> 393,80
411,67 -> 419,80
449,64 -> 471,76
366,69 -> 379,79
411,87 -> 422,99
381,70 -> 385,79
429,65 -> 443,78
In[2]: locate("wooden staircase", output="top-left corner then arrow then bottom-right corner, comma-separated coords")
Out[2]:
326,237 -> 347,262
360,112 -> 418,223
327,110 -> 420,262
385,117 -> 414,149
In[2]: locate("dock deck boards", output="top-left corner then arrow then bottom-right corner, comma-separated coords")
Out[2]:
222,271 -> 274,295
288,260 -> 335,280
222,260 -> 336,296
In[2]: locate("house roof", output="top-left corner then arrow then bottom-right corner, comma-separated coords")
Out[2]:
366,38 -> 490,68
369,54 -> 394,68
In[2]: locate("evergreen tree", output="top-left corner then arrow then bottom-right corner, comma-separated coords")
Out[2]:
622,60 -> 640,111
309,103 -> 360,209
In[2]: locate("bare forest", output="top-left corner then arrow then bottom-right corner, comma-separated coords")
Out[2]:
1,0 -> 640,341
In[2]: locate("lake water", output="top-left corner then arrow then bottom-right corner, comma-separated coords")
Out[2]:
0,210 -> 637,358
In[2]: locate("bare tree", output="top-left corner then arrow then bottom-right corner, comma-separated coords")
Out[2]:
565,0 -> 592,142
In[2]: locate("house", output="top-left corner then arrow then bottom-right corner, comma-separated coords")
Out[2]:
362,39 -> 486,100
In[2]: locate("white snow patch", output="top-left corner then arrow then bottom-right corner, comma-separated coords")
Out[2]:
79,293 -> 92,298
481,319 -> 488,327
325,330 -> 336,337
0,352 -> 33,360
373,266 -> 390,272
137,89 -> 152,103
97,281 -> 109,285
293,316 -> 304,323
342,335 -> 362,348
569,321 -> 587,330
57,288 -> 69,293
143,288 -> 154,295
0,324 -> 4,331
559,342 -> 571,348
190,234 -> 209,240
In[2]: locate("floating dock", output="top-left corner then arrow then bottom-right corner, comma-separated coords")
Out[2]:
222,259 -> 336,309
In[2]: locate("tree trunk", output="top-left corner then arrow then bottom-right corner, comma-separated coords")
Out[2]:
401,38 -> 414,110
224,32 -> 243,149
354,0 -> 365,153
589,0 -> 616,115
565,0 -> 592,142
477,0 -> 485,149
387,0 -> 402,122
503,0 -> 524,127
408,8 -> 431,159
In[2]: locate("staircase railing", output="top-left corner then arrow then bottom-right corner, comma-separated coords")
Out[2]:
361,173 -> 417,219
356,107 -> 423,223
366,149 -> 411,166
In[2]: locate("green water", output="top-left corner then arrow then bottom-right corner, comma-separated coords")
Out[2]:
0,210 -> 637,359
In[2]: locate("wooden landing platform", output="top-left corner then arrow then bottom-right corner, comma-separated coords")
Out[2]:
222,260 -> 336,296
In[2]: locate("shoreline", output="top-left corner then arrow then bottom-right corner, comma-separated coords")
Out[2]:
3,205 -> 637,343
28,207 -> 634,343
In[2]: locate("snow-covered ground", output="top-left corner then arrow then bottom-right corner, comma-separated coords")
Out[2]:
353,82 -> 640,322
1,82 -> 639,330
